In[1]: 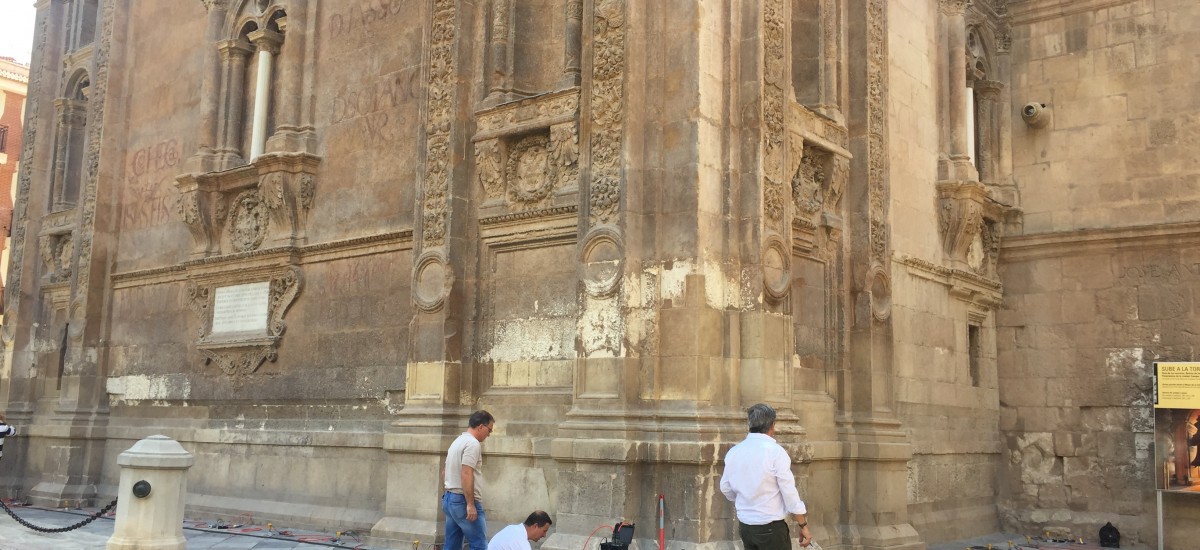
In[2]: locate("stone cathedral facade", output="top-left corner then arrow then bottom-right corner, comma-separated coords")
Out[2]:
2,0 -> 1198,548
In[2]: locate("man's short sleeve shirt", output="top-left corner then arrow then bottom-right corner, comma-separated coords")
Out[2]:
444,432 -> 485,502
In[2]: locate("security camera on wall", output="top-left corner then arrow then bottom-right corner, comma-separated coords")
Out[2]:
1021,102 -> 1052,129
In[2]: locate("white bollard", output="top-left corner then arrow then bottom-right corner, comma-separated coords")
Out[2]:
107,435 -> 194,550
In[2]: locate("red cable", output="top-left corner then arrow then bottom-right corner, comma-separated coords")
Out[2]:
582,523 -> 614,550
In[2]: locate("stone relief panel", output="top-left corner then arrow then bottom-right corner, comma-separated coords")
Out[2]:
185,266 -> 303,376
39,232 -> 74,284
587,0 -> 626,227
474,88 -> 580,216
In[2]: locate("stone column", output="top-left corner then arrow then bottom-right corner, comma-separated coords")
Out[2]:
973,79 -> 1003,184
560,0 -> 582,88
106,436 -> 194,550
266,11 -> 311,153
841,0 -> 921,547
186,0 -> 229,173
49,99 -> 72,208
484,0 -> 512,105
818,0 -> 843,121
215,39 -> 253,168
939,0 -> 977,182
247,29 -> 282,161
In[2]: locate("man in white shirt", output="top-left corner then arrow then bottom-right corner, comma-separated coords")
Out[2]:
487,511 -> 552,550
444,410 -> 496,550
719,403 -> 812,549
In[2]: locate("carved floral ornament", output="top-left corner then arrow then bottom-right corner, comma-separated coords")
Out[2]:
473,89 -> 581,212
186,266 -> 303,376
937,181 -> 1005,276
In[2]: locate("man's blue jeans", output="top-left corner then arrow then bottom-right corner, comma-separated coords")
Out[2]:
443,491 -> 487,550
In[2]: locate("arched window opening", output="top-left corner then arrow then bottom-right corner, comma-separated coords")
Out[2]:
64,0 -> 99,53
213,2 -> 285,167
50,72 -> 89,211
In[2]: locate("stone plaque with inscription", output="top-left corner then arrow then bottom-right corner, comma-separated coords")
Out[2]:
211,281 -> 270,334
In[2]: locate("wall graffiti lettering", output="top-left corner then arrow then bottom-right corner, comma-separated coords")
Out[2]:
330,69 -> 420,143
1117,264 -> 1200,281
120,139 -> 185,230
327,0 -> 414,40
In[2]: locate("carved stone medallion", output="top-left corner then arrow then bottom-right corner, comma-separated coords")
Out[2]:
227,190 -> 269,252
506,133 -> 553,204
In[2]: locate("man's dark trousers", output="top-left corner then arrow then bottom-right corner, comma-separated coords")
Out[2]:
738,519 -> 790,550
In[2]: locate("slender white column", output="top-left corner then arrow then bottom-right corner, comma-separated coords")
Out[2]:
247,29 -> 282,162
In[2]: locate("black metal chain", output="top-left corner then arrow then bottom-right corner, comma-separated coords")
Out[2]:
0,497 -> 118,533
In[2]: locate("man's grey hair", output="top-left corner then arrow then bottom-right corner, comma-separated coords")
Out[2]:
747,403 -> 776,434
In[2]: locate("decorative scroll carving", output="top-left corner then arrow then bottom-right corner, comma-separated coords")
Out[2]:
937,181 -> 987,272
185,282 -> 210,338
191,266 -> 303,376
175,152 -> 320,257
588,0 -> 627,226
422,0 -> 458,247
476,139 -> 504,201
549,122 -> 579,190
506,132 -> 553,204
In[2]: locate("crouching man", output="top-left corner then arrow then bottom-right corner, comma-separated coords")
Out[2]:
487,511 -> 552,550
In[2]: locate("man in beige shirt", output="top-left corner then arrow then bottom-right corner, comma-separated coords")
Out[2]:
443,410 -> 495,550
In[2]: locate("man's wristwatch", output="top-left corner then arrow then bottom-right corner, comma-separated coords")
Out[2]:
797,522 -> 808,528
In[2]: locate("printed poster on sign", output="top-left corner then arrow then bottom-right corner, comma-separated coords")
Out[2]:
1153,362 -> 1200,493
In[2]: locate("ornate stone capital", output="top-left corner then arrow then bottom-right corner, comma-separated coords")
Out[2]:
939,0 -> 971,16
248,29 -> 284,55
217,38 -> 254,60
973,79 -> 1004,102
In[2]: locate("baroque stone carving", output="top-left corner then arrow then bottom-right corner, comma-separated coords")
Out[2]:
867,0 -> 890,269
792,147 -> 830,215
506,133 -> 553,204
762,0 -> 788,229
227,190 -> 269,252
421,0 -> 458,247
188,266 -> 303,376
39,233 -> 74,284
69,0 -> 116,321
549,123 -> 579,190
937,181 -> 988,272
476,139 -> 504,201
588,0 -> 626,226
176,152 -> 320,257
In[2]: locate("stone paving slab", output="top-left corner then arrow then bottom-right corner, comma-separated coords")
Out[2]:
0,505 -> 360,549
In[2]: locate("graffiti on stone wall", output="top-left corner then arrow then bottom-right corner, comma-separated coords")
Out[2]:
330,69 -> 420,143
327,0 -> 416,40
121,139 -> 184,230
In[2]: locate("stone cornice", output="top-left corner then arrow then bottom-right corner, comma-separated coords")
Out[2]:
111,230 -> 414,288
896,255 -> 1002,310
1001,222 -> 1200,262
1008,0 -> 1131,25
